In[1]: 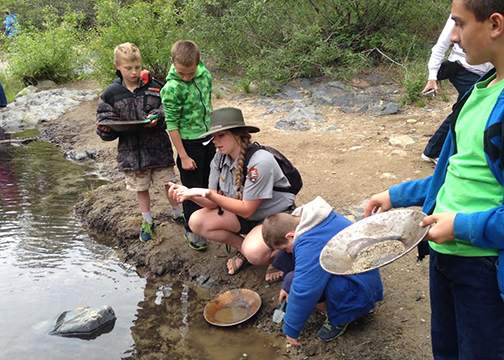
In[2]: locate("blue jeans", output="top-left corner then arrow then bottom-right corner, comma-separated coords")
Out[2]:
423,67 -> 481,158
429,248 -> 504,359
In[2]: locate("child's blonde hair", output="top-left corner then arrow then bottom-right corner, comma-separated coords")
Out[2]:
114,43 -> 142,65
171,40 -> 200,67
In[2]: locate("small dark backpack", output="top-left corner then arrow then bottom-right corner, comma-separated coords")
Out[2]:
242,142 -> 303,195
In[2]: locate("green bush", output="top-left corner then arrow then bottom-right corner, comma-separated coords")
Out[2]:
0,71 -> 24,102
180,0 -> 451,93
6,7 -> 85,84
401,63 -> 428,106
90,0 -> 183,85
3,0 -> 453,94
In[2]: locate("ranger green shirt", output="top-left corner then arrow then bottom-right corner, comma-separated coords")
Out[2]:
161,61 -> 212,140
431,74 -> 504,256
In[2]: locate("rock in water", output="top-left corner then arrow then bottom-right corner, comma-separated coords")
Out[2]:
49,305 -> 116,339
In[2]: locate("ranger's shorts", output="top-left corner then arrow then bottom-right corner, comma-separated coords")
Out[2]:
124,167 -> 178,192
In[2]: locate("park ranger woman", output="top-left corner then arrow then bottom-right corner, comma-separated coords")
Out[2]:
169,107 -> 296,279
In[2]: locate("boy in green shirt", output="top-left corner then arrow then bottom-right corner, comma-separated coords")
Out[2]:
160,40 -> 215,251
365,1 -> 504,358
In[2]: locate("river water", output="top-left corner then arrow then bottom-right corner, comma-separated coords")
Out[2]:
0,137 -> 283,360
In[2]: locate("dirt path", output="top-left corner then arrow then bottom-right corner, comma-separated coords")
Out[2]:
40,77 -> 453,359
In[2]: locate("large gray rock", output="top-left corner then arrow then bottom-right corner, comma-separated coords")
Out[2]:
280,107 -> 324,123
36,80 -> 57,90
0,88 -> 100,133
275,119 -> 310,131
16,85 -> 37,98
49,306 -> 116,339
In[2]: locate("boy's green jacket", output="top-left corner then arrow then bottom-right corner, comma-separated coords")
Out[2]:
160,61 -> 212,140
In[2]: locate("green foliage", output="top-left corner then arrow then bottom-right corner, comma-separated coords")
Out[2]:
181,0 -> 451,92
6,7 -> 85,84
401,64 -> 428,106
90,0 -> 182,85
2,0 -> 96,29
0,71 -> 24,102
3,0 -> 453,93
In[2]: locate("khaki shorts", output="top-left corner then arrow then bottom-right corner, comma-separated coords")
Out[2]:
124,167 -> 178,192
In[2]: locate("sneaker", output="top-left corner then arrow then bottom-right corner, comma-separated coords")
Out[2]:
184,231 -> 207,251
170,213 -> 186,224
139,220 -> 155,243
421,153 -> 438,165
317,316 -> 350,341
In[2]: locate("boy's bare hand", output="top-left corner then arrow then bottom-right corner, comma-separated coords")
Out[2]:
420,212 -> 456,244
143,115 -> 158,128
364,190 -> 392,217
278,289 -> 289,304
286,335 -> 301,346
96,120 -> 111,132
181,156 -> 197,171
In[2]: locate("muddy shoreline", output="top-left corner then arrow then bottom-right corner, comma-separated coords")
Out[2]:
35,77 -> 448,359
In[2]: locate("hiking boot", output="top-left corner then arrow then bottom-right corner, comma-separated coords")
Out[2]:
184,231 -> 207,251
421,153 -> 438,165
317,315 -> 350,341
140,220 -> 155,243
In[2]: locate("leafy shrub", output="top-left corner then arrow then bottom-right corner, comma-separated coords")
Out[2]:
183,0 -> 451,92
6,7 -> 85,84
401,64 -> 428,106
0,71 -> 24,102
90,0 -> 182,85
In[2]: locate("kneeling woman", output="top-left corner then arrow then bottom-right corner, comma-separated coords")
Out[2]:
169,107 -> 296,275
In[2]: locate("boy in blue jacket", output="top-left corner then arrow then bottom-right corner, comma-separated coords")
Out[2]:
262,197 -> 383,346
365,1 -> 504,358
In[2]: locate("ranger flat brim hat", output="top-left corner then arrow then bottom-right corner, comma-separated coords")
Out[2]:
199,107 -> 260,138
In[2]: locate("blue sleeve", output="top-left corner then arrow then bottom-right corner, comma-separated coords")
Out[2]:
282,238 -> 330,339
389,176 -> 433,208
455,206 -> 504,249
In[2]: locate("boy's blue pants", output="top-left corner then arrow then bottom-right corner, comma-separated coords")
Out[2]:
429,248 -> 504,359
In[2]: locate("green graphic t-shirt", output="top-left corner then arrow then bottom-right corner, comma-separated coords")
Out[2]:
431,74 -> 504,256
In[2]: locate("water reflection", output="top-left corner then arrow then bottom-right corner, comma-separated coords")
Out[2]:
128,278 -> 283,359
0,138 -> 284,360
0,140 -> 145,360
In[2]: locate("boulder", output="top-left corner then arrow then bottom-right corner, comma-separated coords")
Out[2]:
49,305 -> 116,339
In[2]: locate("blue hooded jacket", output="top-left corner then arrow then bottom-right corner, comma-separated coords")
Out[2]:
5,14 -> 18,37
389,68 -> 504,300
282,211 -> 383,339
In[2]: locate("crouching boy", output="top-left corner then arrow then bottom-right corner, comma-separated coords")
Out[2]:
262,196 -> 383,345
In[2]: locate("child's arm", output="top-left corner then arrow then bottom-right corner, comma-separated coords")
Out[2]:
161,82 -> 197,171
168,130 -> 197,170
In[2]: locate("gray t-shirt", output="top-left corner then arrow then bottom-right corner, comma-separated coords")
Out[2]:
208,149 -> 296,221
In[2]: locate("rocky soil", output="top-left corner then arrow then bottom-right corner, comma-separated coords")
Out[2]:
31,74 -> 455,359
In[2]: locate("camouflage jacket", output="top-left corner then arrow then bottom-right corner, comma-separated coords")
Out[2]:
160,61 -> 212,140
96,70 -> 175,172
